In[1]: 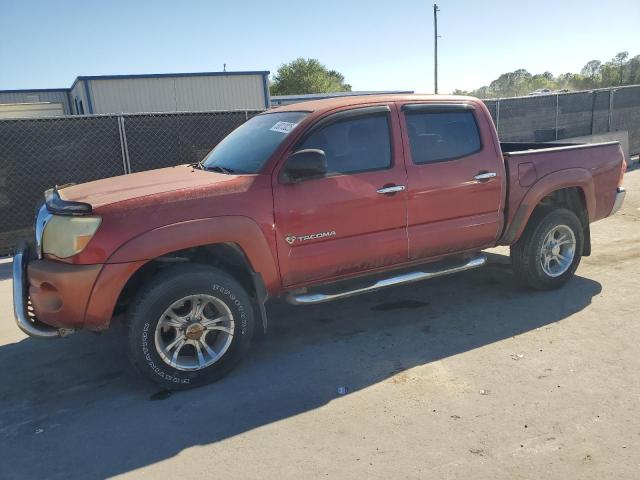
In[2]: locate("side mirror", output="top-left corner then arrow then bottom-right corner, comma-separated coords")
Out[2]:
282,149 -> 328,183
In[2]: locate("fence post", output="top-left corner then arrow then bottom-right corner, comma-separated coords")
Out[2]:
555,94 -> 560,140
118,116 -> 132,174
245,111 -> 248,121
117,116 -> 127,174
495,99 -> 500,135
608,88 -> 615,132
590,90 -> 596,135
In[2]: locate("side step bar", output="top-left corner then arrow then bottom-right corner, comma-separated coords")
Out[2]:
285,253 -> 487,305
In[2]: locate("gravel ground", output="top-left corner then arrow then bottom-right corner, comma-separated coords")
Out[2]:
0,169 -> 638,480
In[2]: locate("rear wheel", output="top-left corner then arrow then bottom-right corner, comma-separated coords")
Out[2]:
510,208 -> 584,290
126,264 -> 254,389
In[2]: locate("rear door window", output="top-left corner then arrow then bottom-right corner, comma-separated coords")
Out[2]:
404,110 -> 481,164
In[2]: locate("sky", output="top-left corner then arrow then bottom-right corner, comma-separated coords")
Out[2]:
1,0 -> 639,94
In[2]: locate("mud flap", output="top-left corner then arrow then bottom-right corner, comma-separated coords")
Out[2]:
583,224 -> 591,256
250,271 -> 269,334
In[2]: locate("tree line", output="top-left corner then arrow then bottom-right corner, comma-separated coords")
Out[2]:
268,53 -> 638,99
453,52 -> 640,99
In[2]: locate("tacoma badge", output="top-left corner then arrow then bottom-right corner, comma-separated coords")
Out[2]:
285,231 -> 336,245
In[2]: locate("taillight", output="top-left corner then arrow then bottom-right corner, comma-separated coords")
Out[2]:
619,159 -> 627,186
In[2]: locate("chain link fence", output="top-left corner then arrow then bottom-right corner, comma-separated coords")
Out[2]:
0,110 -> 260,255
611,86 -> 640,149
483,85 -> 640,154
123,111 -> 255,173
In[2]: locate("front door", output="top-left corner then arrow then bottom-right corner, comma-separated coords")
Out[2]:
273,104 -> 408,287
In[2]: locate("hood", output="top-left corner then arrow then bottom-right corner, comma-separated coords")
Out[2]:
58,164 -> 245,210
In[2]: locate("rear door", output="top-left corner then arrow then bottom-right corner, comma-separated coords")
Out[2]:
399,103 -> 503,260
273,104 -> 408,287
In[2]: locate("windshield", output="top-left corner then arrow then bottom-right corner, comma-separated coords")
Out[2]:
201,111 -> 309,173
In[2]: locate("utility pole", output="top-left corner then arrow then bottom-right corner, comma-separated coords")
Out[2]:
433,3 -> 440,94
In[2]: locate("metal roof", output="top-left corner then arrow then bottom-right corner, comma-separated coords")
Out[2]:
1,71 -> 270,94
0,87 -> 69,94
69,70 -> 269,91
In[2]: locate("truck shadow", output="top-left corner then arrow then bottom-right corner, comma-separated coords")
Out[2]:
0,254 -> 602,480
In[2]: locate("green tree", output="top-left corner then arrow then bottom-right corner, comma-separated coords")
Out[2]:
600,62 -> 619,87
613,51 -> 629,85
580,60 -> 602,88
270,58 -> 352,96
627,55 -> 640,84
529,72 -> 556,91
488,69 -> 532,97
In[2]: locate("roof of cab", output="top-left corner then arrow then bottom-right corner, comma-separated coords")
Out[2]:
268,94 -> 478,114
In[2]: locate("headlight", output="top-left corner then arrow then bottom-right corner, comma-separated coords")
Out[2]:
42,215 -> 102,258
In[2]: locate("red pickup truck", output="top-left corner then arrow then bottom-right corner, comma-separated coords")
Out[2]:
13,94 -> 626,389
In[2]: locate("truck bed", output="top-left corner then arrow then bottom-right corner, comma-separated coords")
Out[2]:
500,141 -> 625,242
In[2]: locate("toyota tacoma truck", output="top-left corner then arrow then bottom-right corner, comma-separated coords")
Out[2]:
12,94 -> 627,389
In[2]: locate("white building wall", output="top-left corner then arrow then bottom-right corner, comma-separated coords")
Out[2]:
173,75 -> 265,111
88,74 -> 267,114
88,77 -> 176,113
0,90 -> 71,114
0,102 -> 65,119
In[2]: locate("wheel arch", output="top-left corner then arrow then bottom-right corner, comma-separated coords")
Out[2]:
85,216 -> 278,332
107,216 -> 279,288
500,169 -> 595,250
112,242 -> 270,333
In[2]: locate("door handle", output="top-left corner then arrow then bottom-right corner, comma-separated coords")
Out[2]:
377,185 -> 406,194
473,172 -> 497,182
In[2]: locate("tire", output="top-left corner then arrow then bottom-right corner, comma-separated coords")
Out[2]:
125,264 -> 255,390
510,208 -> 584,290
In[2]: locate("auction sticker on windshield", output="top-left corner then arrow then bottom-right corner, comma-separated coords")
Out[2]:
270,121 -> 298,134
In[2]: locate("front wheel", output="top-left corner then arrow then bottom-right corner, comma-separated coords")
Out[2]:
126,264 -> 255,389
510,208 -> 584,290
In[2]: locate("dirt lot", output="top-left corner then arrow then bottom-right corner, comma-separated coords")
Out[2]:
1,170 -> 638,480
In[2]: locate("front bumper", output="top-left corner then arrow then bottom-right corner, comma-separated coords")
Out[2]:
609,187 -> 626,216
12,244 -> 70,338
12,244 -> 103,338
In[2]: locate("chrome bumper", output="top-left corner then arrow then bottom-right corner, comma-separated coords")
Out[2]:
609,187 -> 626,216
12,244 -> 71,338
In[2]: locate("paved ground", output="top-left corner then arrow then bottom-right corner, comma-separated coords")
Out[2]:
1,170 -> 639,480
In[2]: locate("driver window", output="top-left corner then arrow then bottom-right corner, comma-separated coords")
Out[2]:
299,114 -> 391,174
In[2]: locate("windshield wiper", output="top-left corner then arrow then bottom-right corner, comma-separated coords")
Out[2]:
204,165 -> 236,174
193,162 -> 237,174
